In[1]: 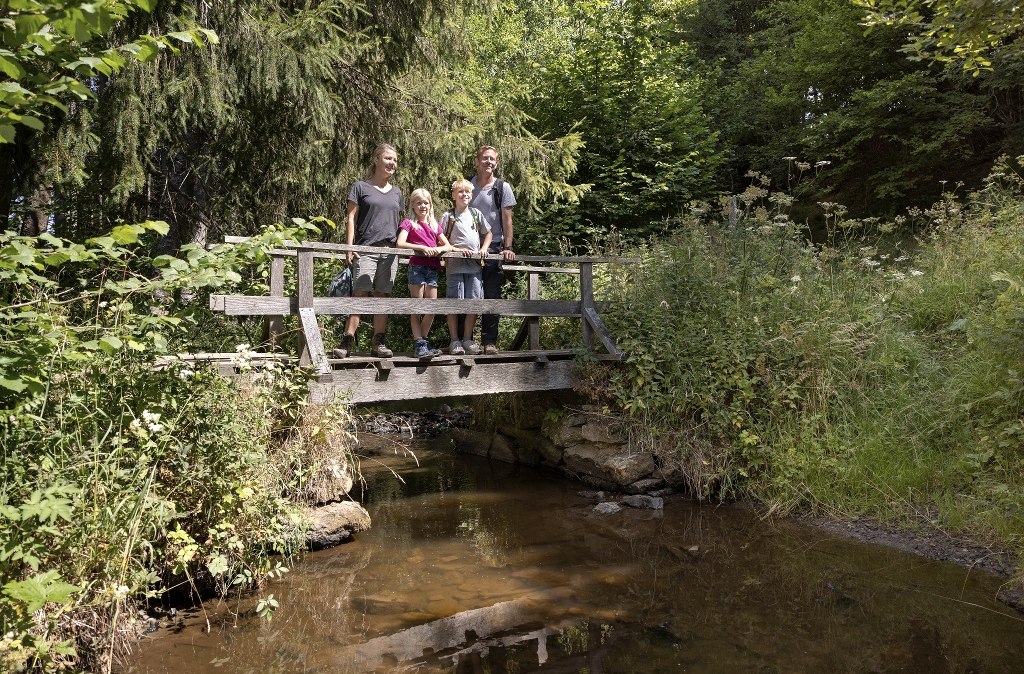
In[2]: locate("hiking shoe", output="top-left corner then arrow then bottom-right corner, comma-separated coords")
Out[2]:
371,333 -> 393,358
483,344 -> 498,355
333,333 -> 355,358
449,340 -> 465,356
462,339 -> 482,355
413,338 -> 436,359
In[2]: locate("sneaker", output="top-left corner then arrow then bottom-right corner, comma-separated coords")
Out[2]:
483,344 -> 498,355
449,340 -> 465,356
333,333 -> 355,358
371,333 -> 393,358
462,339 -> 482,355
413,339 -> 433,359
424,340 -> 443,358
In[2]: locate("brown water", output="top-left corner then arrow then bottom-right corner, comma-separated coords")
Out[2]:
127,441 -> 1024,673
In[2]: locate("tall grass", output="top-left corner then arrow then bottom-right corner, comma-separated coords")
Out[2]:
595,159 -> 1024,559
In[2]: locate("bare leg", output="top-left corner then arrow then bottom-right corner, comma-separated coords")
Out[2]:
344,289 -> 371,336
420,285 -> 438,336
408,283 -> 425,340
463,314 -> 477,340
372,290 -> 389,337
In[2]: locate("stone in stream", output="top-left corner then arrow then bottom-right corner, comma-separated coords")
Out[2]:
303,501 -> 372,549
626,477 -> 665,494
621,494 -> 664,510
593,502 -> 623,515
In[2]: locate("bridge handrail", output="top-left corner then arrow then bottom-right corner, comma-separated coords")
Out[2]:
213,236 -> 634,373
222,235 -> 638,266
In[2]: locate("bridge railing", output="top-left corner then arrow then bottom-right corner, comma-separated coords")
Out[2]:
209,238 -> 633,375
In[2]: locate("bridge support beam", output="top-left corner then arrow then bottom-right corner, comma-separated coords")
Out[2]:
309,359 -> 577,404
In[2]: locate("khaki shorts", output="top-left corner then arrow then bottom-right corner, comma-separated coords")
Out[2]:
352,251 -> 397,294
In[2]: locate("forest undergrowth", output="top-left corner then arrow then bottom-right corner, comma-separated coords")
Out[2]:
591,156 -> 1024,574
0,221 -> 359,673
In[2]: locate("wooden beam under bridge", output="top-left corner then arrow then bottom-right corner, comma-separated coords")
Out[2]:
310,354 -> 582,404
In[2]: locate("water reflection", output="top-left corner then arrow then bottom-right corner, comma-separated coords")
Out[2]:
125,442 -> 1024,674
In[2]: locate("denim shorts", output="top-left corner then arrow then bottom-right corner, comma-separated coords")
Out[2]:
352,252 -> 397,294
407,264 -> 439,288
446,271 -> 484,300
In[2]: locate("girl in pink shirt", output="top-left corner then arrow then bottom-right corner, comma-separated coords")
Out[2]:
397,188 -> 452,358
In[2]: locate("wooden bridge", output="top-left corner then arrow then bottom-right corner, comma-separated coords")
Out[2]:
203,239 -> 631,403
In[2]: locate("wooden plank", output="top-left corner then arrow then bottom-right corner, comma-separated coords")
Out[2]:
266,254 -> 285,347
580,263 -> 595,350
309,360 -> 577,404
503,264 -> 580,274
527,272 -> 540,350
212,296 -> 623,319
297,251 -> 315,366
224,236 -> 637,264
328,349 -> 580,365
299,307 -> 330,374
583,306 -> 624,358
315,298 -> 581,317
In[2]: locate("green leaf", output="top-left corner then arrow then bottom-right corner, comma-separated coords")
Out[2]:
0,124 -> 16,143
98,336 -> 123,354
110,224 -> 141,244
0,54 -> 26,80
18,115 -> 44,131
0,377 -> 28,392
3,571 -> 80,613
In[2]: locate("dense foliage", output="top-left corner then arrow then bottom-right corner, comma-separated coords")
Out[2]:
596,157 -> 1024,549
0,220 -> 357,671
4,0 -> 1024,670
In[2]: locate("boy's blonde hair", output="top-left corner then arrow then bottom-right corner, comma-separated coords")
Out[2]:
407,188 -> 437,227
451,178 -> 473,193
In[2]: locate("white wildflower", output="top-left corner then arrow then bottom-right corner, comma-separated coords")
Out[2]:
783,156 -> 797,161
910,269 -> 924,277
860,258 -> 881,268
790,275 -> 801,283
894,255 -> 910,262
815,160 -> 831,167
178,368 -> 195,380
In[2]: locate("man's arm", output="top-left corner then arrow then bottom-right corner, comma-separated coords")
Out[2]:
501,207 -> 515,260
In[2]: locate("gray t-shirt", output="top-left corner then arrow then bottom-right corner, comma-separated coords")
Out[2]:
441,208 -> 490,275
470,177 -> 516,244
347,180 -> 403,246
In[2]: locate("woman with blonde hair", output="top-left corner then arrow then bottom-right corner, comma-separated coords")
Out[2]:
335,143 -> 403,358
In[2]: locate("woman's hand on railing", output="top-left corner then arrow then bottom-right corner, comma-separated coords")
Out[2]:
346,251 -> 359,265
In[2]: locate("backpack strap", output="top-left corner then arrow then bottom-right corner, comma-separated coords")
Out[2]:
492,179 -> 504,219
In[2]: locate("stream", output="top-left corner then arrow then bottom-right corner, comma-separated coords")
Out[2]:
126,438 -> 1024,673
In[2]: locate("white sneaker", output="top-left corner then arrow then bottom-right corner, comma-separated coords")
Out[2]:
449,340 -> 465,356
462,339 -> 481,355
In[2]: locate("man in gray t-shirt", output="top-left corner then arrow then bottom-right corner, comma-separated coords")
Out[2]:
470,145 -> 517,353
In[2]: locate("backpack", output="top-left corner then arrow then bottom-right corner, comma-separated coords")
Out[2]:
444,207 -> 486,240
326,266 -> 352,297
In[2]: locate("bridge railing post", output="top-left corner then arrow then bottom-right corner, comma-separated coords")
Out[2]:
265,254 -> 285,349
580,262 -> 595,350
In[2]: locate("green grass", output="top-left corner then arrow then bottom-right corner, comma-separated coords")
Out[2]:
596,159 -> 1024,567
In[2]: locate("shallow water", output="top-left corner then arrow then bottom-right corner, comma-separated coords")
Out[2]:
127,441 -> 1024,673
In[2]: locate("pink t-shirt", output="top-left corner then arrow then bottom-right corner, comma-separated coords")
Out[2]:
399,218 -> 443,268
